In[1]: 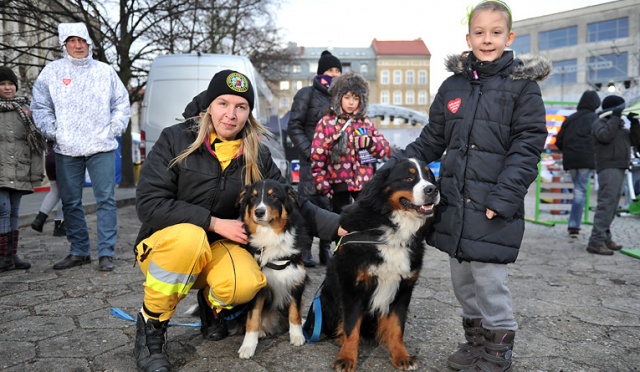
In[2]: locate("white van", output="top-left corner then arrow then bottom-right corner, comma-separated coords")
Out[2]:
140,53 -> 289,178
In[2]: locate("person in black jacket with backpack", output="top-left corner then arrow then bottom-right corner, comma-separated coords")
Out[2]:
287,50 -> 342,266
556,90 -> 601,238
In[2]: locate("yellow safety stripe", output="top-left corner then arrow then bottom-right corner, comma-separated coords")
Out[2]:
146,261 -> 197,296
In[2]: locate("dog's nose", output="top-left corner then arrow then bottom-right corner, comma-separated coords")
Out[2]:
255,207 -> 266,219
424,184 -> 437,197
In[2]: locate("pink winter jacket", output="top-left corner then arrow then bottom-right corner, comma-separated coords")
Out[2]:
310,114 -> 390,195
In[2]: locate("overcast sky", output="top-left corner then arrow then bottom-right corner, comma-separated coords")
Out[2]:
276,0 -> 618,91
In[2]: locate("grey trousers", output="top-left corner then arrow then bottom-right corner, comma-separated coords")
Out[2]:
449,257 -> 517,330
589,168 -> 625,245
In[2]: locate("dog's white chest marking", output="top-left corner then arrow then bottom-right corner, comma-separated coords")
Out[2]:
367,222 -> 418,315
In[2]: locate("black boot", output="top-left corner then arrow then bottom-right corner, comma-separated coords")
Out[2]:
134,312 -> 171,372
53,220 -> 67,237
31,212 -> 48,233
302,248 -> 316,267
318,240 -> 333,265
10,230 -> 30,270
461,329 -> 515,372
447,318 -> 484,370
197,288 -> 228,341
0,233 -> 14,272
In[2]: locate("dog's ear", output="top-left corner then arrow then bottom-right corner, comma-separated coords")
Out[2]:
237,184 -> 250,210
357,166 -> 392,214
284,185 -> 299,210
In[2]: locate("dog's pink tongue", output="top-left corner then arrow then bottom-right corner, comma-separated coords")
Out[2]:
418,204 -> 433,213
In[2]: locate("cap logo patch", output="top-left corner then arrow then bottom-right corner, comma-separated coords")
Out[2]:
62,78 -> 72,86
226,73 -> 249,93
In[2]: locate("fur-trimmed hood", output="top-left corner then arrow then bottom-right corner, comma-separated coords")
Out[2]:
444,51 -> 552,82
329,72 -> 369,119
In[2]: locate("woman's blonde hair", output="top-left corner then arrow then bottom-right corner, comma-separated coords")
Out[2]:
169,110 -> 271,185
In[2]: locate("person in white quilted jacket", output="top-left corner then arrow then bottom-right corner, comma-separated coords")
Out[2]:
31,22 -> 130,272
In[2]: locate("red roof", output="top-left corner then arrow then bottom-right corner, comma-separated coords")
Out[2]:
371,39 -> 431,57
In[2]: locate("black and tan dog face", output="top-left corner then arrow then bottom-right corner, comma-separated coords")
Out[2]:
238,179 -> 298,234
358,158 -> 440,218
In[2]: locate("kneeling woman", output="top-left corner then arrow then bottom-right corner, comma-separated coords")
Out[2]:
133,70 -> 342,372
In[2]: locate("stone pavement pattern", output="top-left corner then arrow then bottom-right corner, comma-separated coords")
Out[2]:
1,192 -> 640,371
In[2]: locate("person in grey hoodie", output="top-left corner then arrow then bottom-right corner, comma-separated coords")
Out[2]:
31,22 -> 130,271
555,90 -> 601,237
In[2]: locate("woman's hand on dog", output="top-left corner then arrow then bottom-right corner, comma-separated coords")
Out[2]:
210,217 -> 249,244
337,226 -> 348,236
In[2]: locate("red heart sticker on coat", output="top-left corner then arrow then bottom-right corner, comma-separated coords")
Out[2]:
62,78 -> 72,86
448,98 -> 461,114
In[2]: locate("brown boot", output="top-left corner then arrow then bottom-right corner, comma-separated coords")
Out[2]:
586,242 -> 614,256
447,318 -> 484,370
10,230 -> 31,269
461,329 -> 515,372
0,233 -> 14,272
605,240 -> 622,251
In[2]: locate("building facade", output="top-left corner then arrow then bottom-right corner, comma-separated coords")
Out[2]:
275,39 -> 432,128
512,0 -> 640,105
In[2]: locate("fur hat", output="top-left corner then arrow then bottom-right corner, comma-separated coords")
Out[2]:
329,72 -> 369,119
203,70 -> 255,111
58,22 -> 93,46
317,50 -> 342,75
601,95 -> 625,111
0,66 -> 18,89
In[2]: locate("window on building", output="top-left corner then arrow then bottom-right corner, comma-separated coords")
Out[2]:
381,70 -> 390,85
279,81 -> 290,90
393,70 -> 402,85
342,62 -> 352,73
418,91 -> 427,105
588,52 -> 628,82
588,17 -> 629,42
406,70 -> 415,85
295,80 -> 303,90
292,64 -> 301,73
418,70 -> 427,85
393,90 -> 402,105
545,59 -> 577,86
510,34 -> 530,54
539,26 -> 577,50
360,63 -> 368,75
380,90 -> 390,104
406,90 -> 415,105
310,63 -> 318,75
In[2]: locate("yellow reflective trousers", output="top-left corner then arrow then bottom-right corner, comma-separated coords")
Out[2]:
135,223 -> 266,322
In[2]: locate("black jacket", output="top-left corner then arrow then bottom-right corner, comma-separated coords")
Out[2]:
287,78 -> 331,161
135,119 -> 340,246
556,91 -> 600,170
402,51 -> 550,264
592,113 -> 640,172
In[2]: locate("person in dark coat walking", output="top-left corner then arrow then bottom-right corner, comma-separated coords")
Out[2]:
391,1 -> 550,370
587,95 -> 640,255
556,90 -> 601,237
287,50 -> 342,266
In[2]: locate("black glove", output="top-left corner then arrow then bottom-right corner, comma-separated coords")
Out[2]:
611,103 -> 626,117
627,112 -> 638,121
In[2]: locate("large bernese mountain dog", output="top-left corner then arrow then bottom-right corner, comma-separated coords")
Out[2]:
320,157 -> 439,371
236,179 -> 310,359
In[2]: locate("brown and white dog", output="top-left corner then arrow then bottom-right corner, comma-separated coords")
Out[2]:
320,158 -> 440,371
236,179 -> 310,359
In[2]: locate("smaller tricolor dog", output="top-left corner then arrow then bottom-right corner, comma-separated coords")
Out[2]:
236,179 -> 310,359
320,158 -> 439,371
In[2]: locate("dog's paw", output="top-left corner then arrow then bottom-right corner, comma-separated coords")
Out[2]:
258,329 -> 267,338
391,355 -> 418,370
331,358 -> 356,372
289,324 -> 305,346
238,331 -> 259,359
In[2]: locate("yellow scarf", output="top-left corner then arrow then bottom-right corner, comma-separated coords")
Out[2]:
209,133 -> 242,171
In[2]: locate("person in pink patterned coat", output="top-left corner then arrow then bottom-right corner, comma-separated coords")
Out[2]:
310,72 -> 391,213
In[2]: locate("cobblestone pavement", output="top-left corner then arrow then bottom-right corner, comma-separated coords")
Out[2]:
1,189 -> 639,371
